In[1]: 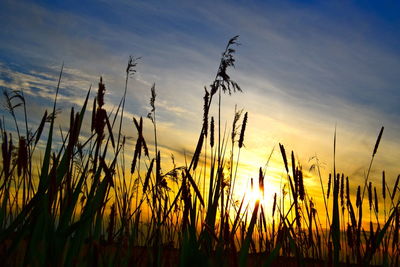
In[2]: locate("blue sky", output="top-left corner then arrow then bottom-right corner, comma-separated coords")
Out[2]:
1,0 -> 400,204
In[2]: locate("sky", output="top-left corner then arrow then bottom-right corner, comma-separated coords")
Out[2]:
1,0 -> 400,216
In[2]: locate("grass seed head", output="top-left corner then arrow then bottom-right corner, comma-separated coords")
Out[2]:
298,168 -> 305,201
203,87 -> 209,137
238,112 -> 247,149
279,143 -> 288,173
97,77 -> 105,108
327,173 -> 332,199
210,116 -> 215,148
356,185 -> 361,208
272,193 -> 277,217
373,126 -> 384,157
258,167 -> 264,196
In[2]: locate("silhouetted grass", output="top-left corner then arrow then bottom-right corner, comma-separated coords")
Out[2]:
0,36 -> 399,266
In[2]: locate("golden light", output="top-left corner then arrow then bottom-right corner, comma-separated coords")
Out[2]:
232,174 -> 281,217
246,187 -> 263,207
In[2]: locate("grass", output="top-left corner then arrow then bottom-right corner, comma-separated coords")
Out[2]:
0,36 -> 399,266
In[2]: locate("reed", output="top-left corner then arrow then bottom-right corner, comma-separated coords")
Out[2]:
0,36 -> 399,267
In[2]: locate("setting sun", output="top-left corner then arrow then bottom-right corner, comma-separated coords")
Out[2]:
247,186 -> 263,206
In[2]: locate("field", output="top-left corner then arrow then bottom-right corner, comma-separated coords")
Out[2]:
0,36 -> 399,266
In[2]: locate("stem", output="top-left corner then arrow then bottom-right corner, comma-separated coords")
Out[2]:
315,155 -> 331,226
117,73 -> 129,149
153,108 -> 158,158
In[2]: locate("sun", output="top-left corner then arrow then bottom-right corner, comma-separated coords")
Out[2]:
230,174 -> 282,219
246,187 -> 263,207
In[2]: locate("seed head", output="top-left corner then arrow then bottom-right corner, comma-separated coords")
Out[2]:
238,112 -> 247,148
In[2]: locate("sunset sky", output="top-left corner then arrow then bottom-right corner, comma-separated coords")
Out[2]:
1,0 -> 400,215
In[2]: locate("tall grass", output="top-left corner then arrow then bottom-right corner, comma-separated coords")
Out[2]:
0,36 -> 399,266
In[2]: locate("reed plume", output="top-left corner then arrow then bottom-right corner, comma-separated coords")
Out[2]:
279,143 -> 289,173
298,168 -> 305,201
203,87 -> 209,137
238,112 -> 248,149
373,126 -> 384,157
259,167 -> 264,196
211,35 -> 241,96
272,192 -> 277,217
327,173 -> 332,199
356,185 -> 361,208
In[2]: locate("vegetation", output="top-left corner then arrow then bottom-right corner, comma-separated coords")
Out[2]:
0,36 -> 399,266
